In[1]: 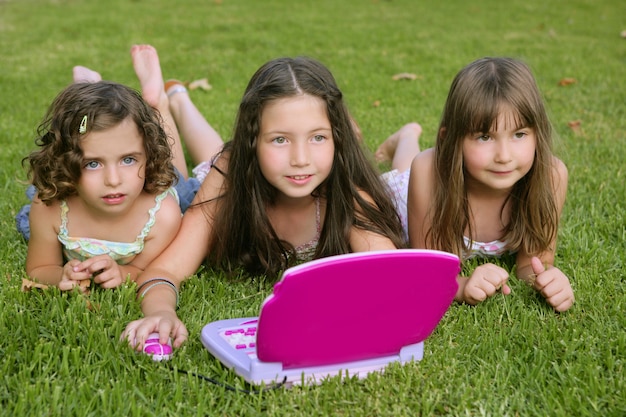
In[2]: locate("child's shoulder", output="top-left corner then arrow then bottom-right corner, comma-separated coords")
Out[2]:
549,156 -> 569,201
149,189 -> 182,224
408,148 -> 436,200
551,156 -> 568,177
410,147 -> 435,177
30,194 -> 62,215
28,195 -> 63,233
160,189 -> 183,212
143,188 -> 181,214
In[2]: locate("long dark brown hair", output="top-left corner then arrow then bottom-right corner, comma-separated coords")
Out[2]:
428,57 -> 558,258
24,81 -> 176,204
207,57 -> 405,278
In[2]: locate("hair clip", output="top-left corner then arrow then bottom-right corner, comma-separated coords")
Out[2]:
79,115 -> 88,134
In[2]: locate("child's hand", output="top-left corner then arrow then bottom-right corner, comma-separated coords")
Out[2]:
531,257 -> 574,312
59,259 -> 92,291
122,311 -> 189,350
462,263 -> 511,305
74,255 -> 125,289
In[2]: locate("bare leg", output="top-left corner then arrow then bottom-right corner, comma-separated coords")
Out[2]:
130,44 -> 189,178
72,66 -> 102,83
166,82 -> 224,166
375,122 -> 422,173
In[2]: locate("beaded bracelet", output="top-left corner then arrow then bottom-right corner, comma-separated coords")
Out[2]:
137,278 -> 179,307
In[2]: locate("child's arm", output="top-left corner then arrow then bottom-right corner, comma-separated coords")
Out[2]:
122,157 -> 228,350
122,198 -> 215,349
407,149 -> 510,305
407,149 -> 434,251
349,191 -> 400,252
26,198 -> 92,290
515,158 -> 574,312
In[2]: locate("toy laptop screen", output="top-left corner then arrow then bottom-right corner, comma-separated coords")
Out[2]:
201,249 -> 460,384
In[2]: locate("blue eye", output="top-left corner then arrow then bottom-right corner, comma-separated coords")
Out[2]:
84,161 -> 100,169
122,156 -> 136,165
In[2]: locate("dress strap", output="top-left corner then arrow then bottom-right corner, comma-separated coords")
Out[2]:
59,200 -> 70,237
135,188 -> 177,242
314,196 -> 321,234
211,163 -> 226,177
293,196 -> 322,261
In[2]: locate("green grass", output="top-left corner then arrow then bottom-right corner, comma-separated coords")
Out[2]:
1,0 -> 624,415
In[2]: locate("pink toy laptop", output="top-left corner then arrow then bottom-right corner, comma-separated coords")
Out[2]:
200,249 -> 459,386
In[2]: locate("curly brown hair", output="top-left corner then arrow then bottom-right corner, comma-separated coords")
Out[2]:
24,81 -> 177,203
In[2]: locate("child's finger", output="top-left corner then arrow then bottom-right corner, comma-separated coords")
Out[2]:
68,270 -> 92,281
68,259 -> 86,273
74,255 -> 110,274
553,297 -> 575,313
531,257 -> 546,275
501,283 -> 512,295
171,325 -> 189,348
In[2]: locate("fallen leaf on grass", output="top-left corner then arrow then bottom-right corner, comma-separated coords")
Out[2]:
621,30 -> 626,39
188,78 -> 212,91
21,277 -> 90,293
558,78 -> 576,86
567,120 -> 583,135
21,278 -> 49,291
79,279 -> 91,292
392,72 -> 418,81
372,100 -> 381,107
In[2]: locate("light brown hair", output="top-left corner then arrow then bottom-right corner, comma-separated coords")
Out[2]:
428,57 -> 558,258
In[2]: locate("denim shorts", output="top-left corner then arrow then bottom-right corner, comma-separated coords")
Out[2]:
173,167 -> 201,213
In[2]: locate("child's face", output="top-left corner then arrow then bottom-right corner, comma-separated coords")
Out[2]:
76,117 -> 147,215
256,94 -> 334,201
462,109 -> 536,193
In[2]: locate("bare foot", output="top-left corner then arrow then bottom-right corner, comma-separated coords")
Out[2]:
375,122 -> 422,163
130,44 -> 166,109
72,66 -> 102,83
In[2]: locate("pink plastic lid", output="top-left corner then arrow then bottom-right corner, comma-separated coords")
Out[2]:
256,249 -> 459,368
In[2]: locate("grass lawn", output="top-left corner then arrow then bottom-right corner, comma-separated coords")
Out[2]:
1,0 -> 624,415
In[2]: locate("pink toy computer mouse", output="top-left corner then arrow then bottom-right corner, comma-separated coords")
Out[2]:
142,332 -> 172,361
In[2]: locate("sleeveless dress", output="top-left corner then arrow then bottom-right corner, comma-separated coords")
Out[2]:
58,188 -> 178,264
293,197 -> 321,262
463,236 -> 509,259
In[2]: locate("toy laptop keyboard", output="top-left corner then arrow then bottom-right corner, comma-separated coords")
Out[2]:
201,249 -> 459,386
